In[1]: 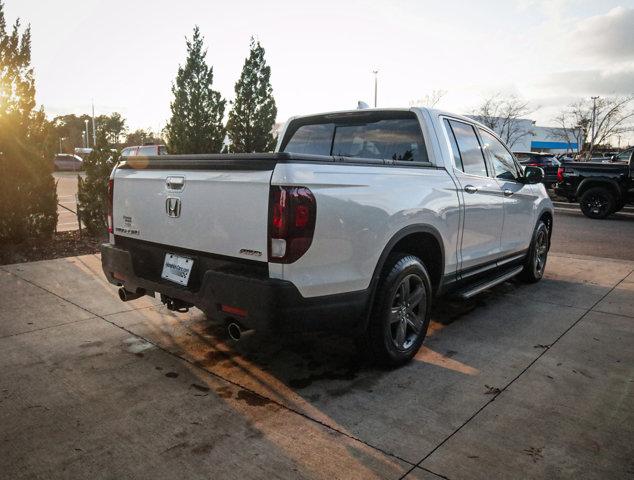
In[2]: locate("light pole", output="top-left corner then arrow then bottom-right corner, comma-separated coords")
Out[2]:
92,101 -> 97,147
59,137 -> 66,153
84,119 -> 90,148
372,70 -> 379,108
590,96 -> 599,155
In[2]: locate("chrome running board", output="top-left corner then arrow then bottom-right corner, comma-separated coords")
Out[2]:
458,266 -> 523,300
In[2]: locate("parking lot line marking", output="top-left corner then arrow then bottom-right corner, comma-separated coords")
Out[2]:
399,265 -> 634,480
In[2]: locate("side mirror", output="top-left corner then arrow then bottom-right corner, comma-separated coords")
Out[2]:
523,165 -> 544,184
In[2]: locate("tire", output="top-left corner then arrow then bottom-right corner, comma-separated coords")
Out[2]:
365,253 -> 432,367
611,199 -> 626,214
579,187 -> 615,219
519,220 -> 550,283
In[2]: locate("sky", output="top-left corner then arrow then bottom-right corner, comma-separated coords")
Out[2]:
5,0 -> 634,135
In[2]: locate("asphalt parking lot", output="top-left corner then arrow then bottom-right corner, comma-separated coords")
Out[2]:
53,172 -> 82,232
1,248 -> 633,479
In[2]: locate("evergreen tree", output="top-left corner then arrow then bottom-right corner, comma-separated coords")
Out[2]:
165,26 -> 225,153
0,2 -> 57,243
226,38 -> 277,152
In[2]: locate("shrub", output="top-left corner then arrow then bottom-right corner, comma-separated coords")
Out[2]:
0,150 -> 57,244
77,148 -> 115,237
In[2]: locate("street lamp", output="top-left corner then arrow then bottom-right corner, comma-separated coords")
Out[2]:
590,96 -> 599,155
59,137 -> 66,154
84,119 -> 90,148
372,70 -> 379,108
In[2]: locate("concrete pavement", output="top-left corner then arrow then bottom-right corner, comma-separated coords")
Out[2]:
0,254 -> 633,479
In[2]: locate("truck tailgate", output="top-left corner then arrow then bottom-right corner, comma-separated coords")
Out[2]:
112,167 -> 272,262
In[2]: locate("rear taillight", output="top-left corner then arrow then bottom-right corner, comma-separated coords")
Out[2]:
556,167 -> 565,183
268,186 -> 316,263
107,178 -> 114,233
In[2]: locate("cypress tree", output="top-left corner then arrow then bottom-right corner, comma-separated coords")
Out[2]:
226,37 -> 277,153
165,26 -> 225,154
0,2 -> 57,243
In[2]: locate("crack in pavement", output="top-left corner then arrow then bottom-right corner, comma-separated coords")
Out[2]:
397,266 -> 634,480
4,261 -> 632,480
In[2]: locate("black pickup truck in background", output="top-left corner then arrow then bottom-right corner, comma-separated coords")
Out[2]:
555,148 -> 634,219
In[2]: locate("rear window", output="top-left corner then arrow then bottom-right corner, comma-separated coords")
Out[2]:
282,113 -> 428,163
137,145 -> 157,156
283,124 -> 334,156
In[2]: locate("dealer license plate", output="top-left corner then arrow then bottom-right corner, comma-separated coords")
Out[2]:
161,253 -> 194,286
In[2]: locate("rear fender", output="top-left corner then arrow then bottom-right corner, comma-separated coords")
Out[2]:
576,178 -> 623,199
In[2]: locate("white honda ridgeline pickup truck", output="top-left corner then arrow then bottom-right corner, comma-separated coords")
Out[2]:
102,108 -> 553,365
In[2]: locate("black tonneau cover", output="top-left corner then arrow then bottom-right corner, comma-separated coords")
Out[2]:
118,152 -> 434,171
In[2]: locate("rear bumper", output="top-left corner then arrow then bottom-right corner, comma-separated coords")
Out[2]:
101,242 -> 368,333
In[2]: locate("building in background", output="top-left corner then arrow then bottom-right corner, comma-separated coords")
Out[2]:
469,116 -> 581,154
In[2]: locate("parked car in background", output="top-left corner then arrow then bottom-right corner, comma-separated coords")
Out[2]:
53,153 -> 83,171
555,147 -> 634,219
514,152 -> 561,186
101,107 -> 553,366
121,144 -> 168,157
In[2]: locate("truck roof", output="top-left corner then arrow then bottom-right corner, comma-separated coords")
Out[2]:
285,107 -> 483,129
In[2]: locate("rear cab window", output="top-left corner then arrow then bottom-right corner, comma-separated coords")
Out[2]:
121,147 -> 137,157
137,145 -> 158,156
282,111 -> 429,164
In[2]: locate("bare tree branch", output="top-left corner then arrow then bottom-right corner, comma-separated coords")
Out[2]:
553,96 -> 634,157
471,94 -> 535,148
409,90 -> 447,109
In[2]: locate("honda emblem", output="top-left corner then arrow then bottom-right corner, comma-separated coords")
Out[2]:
165,197 -> 181,218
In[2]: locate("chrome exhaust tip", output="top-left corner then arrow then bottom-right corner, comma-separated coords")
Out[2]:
227,322 -> 242,341
118,287 -> 144,302
226,321 -> 254,341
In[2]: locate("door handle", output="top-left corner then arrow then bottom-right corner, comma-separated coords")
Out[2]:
464,185 -> 478,194
504,189 -> 513,197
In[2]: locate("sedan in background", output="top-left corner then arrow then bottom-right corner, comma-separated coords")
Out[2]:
53,153 -> 83,171
514,151 -> 561,186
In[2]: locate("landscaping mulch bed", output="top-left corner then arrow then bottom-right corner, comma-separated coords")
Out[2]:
0,230 -> 104,266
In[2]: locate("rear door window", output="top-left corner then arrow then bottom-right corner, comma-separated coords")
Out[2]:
446,120 -> 488,177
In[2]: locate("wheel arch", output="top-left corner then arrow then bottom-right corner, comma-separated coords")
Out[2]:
538,209 -> 554,242
576,179 -> 622,200
369,224 -> 445,300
